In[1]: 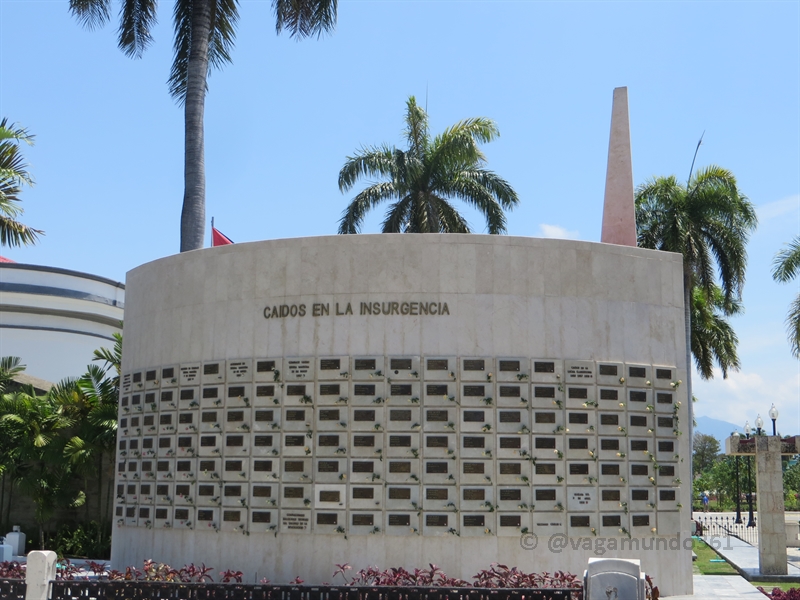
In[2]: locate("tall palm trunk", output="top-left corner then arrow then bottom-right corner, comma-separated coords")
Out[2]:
179,0 -> 213,252
683,262 -> 694,477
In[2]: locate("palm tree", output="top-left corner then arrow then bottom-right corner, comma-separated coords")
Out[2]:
635,165 -> 757,447
0,119 -> 43,247
691,284 -> 741,379
772,237 -> 800,357
70,0 -> 337,252
338,96 -> 519,234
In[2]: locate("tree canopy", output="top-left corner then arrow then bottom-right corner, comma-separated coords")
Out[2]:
0,118 -> 42,247
772,237 -> 800,358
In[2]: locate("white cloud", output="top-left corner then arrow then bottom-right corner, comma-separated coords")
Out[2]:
757,194 -> 799,221
538,224 -> 580,240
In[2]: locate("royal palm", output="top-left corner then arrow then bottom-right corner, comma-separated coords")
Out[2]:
71,0 -> 337,252
338,96 -> 519,234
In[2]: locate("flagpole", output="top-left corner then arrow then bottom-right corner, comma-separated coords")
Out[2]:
211,217 -> 214,247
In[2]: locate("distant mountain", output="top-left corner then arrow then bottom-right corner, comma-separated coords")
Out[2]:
695,415 -> 743,447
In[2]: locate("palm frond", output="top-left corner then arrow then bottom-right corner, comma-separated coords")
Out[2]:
338,182 -> 398,234
118,0 -> 158,58
772,237 -> 800,283
274,0 -> 337,39
403,97 -> 429,158
338,146 -> 397,192
785,294 -> 800,359
69,0 -> 112,30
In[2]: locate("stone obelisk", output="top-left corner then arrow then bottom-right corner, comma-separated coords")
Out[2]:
600,87 -> 637,246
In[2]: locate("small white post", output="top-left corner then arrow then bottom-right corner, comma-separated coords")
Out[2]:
25,550 -> 57,600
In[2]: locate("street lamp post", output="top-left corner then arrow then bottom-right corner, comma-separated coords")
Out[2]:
769,404 -> 779,436
755,415 -> 764,436
733,431 -> 742,524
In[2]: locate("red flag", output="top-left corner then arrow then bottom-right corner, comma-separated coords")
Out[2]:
211,227 -> 234,247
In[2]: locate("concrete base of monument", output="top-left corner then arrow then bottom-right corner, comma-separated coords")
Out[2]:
110,527 -> 693,595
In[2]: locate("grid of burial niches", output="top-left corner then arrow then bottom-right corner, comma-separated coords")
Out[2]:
114,357 -> 683,537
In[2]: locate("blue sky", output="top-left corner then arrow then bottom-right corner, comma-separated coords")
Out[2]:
1,0 -> 798,432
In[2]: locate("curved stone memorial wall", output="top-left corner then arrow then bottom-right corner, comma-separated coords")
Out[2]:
113,234 -> 692,595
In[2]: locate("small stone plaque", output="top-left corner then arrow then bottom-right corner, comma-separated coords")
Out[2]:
602,515 -> 621,527
463,436 -> 485,448
631,464 -> 648,476
426,462 -> 448,474
320,359 -> 341,371
224,485 -> 242,496
201,388 -> 217,399
632,515 -> 650,527
352,513 -> 373,526
253,485 -> 272,497
199,460 -> 215,471
160,414 -> 173,425
353,487 -> 374,499
320,384 -> 340,395
536,489 -> 557,501
199,485 -> 215,496
283,487 -> 304,498
427,436 -> 448,448
253,460 -> 273,472
500,489 -> 521,501
463,359 -> 485,372
499,411 -> 521,423
157,508 -> 169,520
630,391 -> 647,403
499,360 -> 520,372
390,359 -> 413,371
256,385 -> 275,397
201,411 -> 217,423
427,488 -> 449,500
535,412 -> 556,424
657,393 -> 673,405
390,435 -> 411,447
286,410 -> 306,421
658,417 -> 675,427
390,409 -> 411,421
354,384 -> 376,396
568,413 -> 588,424
228,386 -> 245,398
462,488 -> 485,501
659,465 -> 675,477
536,463 -> 556,475
226,435 -> 244,447
602,489 -> 621,501
225,460 -> 243,471
282,512 -> 310,531
630,416 -> 647,427
318,435 -> 339,447
569,464 -> 589,475
174,508 -> 189,520
353,461 -> 374,473
284,461 -> 305,472
178,437 -> 192,448
601,464 -> 620,475
200,436 -> 215,447
463,385 -> 485,397
317,461 -> 338,473
227,411 -> 244,422
426,410 -> 448,422
427,359 -> 448,371
658,441 -> 674,452
568,438 -> 588,450
176,460 -> 191,472
570,516 -> 590,527
535,437 -> 556,449
285,435 -> 304,447
389,461 -> 410,473
463,515 -> 485,527
600,389 -> 618,401
534,387 -> 556,398
426,384 -> 448,396
204,364 -> 220,376
286,385 -> 306,396
499,386 -> 521,397
499,437 -> 521,449
656,368 -> 672,380
316,513 -> 338,525
162,367 -> 175,379
463,410 -> 485,422
500,515 -> 521,527
462,462 -> 484,474
256,361 -> 276,373
176,484 -> 191,495
391,385 -> 413,396
534,362 -> 555,373
354,410 -> 376,422
319,491 -> 341,502
426,515 -> 448,527
388,488 -> 411,500
389,514 -> 411,526
629,367 -> 646,378
630,440 -> 648,452
598,364 -> 618,376
354,435 -> 375,448
568,388 -> 588,400
179,413 -> 193,424
499,463 -> 521,475
600,414 -> 618,425
319,409 -> 340,421
252,511 -> 271,523
255,410 -> 274,422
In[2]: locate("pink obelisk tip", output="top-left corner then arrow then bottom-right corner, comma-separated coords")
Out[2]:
601,87 -> 637,246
